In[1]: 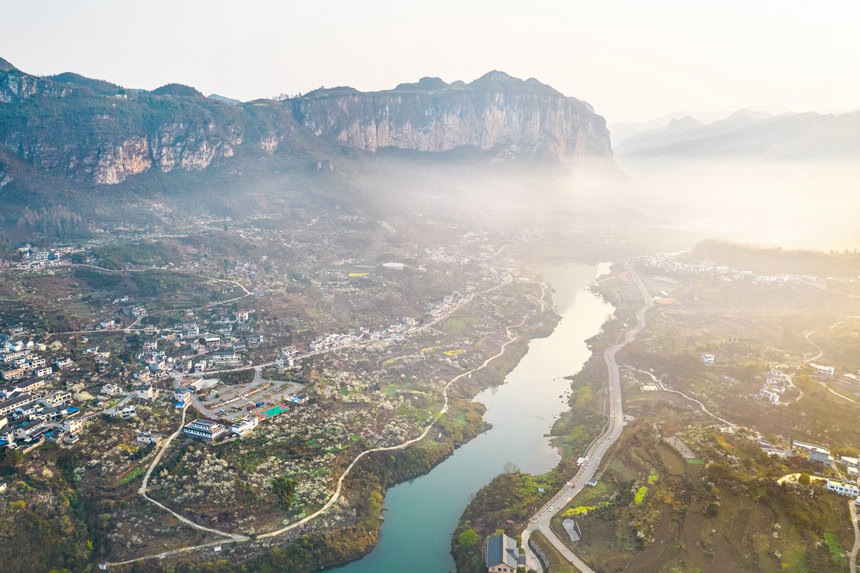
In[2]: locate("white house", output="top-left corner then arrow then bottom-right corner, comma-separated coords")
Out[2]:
231,416 -> 259,436
827,479 -> 860,497
135,385 -> 158,401
810,363 -> 835,377
793,440 -> 834,468
136,432 -> 163,445
112,405 -> 137,419
62,417 -> 85,434
183,419 -> 227,441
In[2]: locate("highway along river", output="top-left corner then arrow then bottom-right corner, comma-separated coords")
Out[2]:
329,262 -> 613,573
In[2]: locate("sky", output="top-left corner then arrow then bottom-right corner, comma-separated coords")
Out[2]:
2,0 -> 859,124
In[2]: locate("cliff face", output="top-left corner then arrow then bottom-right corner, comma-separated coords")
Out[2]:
0,62 -> 612,186
293,72 -> 612,163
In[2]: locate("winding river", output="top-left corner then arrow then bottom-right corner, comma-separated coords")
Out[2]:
330,262 -> 612,573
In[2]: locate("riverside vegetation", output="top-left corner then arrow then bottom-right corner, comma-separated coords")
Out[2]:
454,245 -> 860,572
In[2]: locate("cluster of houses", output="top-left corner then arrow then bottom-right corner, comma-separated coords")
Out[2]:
426,291 -> 469,321
0,388 -> 79,450
297,292 -> 468,359
87,307 -> 263,376
0,336 -> 84,451
641,254 -> 828,288
1,339 -> 59,384
787,441 -> 860,503
755,364 -> 840,405
756,369 -> 790,404
181,393 -> 308,443
764,440 -> 860,505
170,309 -> 262,372
307,318 -> 416,355
181,414 -> 260,442
13,244 -> 70,270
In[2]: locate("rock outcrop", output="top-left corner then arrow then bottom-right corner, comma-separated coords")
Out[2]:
292,71 -> 612,163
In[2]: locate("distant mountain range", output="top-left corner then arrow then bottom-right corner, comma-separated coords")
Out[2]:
0,57 -> 611,188
612,106 -> 860,159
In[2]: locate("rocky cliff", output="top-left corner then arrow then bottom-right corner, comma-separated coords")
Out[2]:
0,60 -> 612,186
293,72 -> 611,163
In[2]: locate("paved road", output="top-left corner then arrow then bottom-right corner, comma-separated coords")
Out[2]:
523,262 -> 653,573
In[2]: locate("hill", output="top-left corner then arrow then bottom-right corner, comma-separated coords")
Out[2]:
615,108 -> 860,159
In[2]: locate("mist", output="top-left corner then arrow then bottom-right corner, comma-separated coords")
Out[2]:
610,157 -> 860,252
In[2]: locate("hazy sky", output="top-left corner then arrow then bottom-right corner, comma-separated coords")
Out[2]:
3,0 -> 858,123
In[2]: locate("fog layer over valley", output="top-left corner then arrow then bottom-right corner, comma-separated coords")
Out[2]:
3,49 -> 860,573
615,157 -> 860,251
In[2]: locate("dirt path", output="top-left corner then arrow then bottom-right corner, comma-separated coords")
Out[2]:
851,500 -> 859,573
103,276 -> 531,568
630,367 -> 736,428
803,327 -> 858,404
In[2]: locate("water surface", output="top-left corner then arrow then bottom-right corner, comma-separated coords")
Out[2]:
330,262 -> 612,573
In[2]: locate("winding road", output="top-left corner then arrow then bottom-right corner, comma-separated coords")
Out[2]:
522,262 -> 653,573
102,274 -> 543,568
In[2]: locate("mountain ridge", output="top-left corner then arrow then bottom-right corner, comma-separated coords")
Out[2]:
614,107 -> 860,159
0,58 -> 612,186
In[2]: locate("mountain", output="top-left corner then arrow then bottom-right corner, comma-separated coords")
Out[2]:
291,71 -> 611,163
207,93 -> 242,105
609,104 -> 792,146
614,107 -> 860,159
0,60 -> 612,187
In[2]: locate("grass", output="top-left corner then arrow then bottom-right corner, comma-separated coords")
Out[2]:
780,547 -> 806,572
530,530 -> 577,573
118,465 -> 145,486
561,502 -> 610,517
567,479 -> 609,506
382,384 -> 399,396
442,316 -> 474,333
823,532 -> 843,562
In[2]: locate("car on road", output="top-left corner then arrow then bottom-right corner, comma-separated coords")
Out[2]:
548,506 -> 553,512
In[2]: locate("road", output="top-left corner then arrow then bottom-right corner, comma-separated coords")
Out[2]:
522,262 -> 653,573
803,328 -> 858,404
631,367 -> 736,428
851,499 -> 860,573
137,403 -> 248,541
101,273 -> 541,568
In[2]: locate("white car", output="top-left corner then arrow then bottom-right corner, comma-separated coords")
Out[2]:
548,506 -> 553,512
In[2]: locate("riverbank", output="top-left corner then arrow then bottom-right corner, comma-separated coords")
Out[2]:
154,270 -> 561,573
139,263 -> 604,573
328,262 -> 611,573
451,265 -> 624,571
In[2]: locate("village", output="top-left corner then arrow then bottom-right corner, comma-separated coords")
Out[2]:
0,270 -> 487,460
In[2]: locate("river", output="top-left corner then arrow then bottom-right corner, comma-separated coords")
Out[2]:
329,262 -> 613,573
